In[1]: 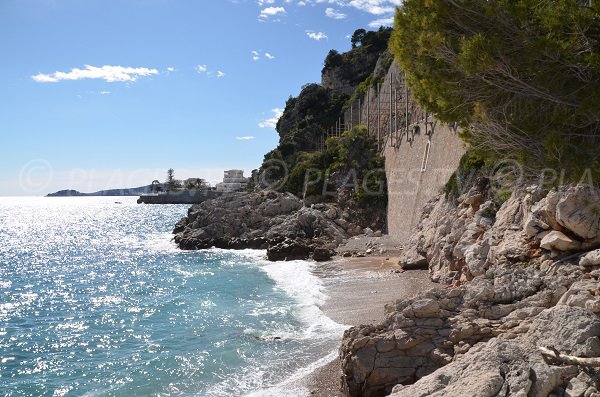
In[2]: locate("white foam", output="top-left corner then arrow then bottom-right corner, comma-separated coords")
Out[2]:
204,248 -> 349,396
243,350 -> 338,397
260,260 -> 347,337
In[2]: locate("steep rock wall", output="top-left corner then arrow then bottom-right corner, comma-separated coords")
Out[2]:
350,60 -> 466,241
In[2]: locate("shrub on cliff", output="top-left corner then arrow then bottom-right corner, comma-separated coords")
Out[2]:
390,0 -> 600,183
281,126 -> 387,208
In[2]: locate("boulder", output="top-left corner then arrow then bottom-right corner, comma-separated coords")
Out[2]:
398,247 -> 428,270
556,185 -> 600,240
312,247 -> 335,262
580,249 -> 600,267
540,231 -> 581,252
266,239 -> 312,261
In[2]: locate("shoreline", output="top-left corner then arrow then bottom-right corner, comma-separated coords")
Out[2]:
305,256 -> 438,397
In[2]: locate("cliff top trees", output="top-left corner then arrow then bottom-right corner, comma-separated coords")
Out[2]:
183,178 -> 209,190
390,0 -> 600,182
351,28 -> 366,48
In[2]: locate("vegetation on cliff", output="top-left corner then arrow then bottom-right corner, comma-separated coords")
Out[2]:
284,126 -> 387,206
255,29 -> 390,218
390,0 -> 600,182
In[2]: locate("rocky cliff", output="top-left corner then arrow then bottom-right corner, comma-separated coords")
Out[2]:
339,183 -> 600,397
321,28 -> 392,95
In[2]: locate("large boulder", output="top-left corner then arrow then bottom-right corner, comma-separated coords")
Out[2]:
540,231 -> 581,252
556,185 -> 600,240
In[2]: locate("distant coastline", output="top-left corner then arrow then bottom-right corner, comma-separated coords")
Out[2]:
46,185 -> 153,197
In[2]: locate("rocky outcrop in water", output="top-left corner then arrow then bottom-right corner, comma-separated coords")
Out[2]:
340,184 -> 600,397
173,191 -> 376,261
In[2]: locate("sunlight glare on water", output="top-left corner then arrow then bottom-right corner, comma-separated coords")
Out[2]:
0,197 -> 344,396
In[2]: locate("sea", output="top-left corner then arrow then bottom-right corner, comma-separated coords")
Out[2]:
0,196 -> 347,396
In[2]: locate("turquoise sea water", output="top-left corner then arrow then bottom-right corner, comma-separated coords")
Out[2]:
0,197 -> 344,396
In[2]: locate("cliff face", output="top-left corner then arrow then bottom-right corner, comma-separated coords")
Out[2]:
321,28 -> 391,95
321,49 -> 381,95
275,83 -> 347,152
339,183 -> 600,397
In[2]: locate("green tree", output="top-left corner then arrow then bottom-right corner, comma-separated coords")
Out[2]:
183,178 -> 209,190
351,28 -> 366,48
165,168 -> 182,191
390,0 -> 600,182
324,49 -> 343,69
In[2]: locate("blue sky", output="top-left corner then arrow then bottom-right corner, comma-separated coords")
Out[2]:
0,0 -> 399,196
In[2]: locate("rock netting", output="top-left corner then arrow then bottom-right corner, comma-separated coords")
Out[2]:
340,184 -> 600,397
173,191 -> 378,261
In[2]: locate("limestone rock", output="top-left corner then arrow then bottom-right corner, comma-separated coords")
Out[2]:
540,231 -> 581,252
580,249 -> 600,267
340,181 -> 600,397
398,247 -> 428,270
556,185 -> 600,240
312,247 -> 335,262
389,306 -> 600,397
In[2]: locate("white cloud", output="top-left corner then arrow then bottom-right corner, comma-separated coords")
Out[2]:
31,65 -> 158,83
99,91 -> 111,95
325,7 -> 347,19
236,136 -> 256,140
368,16 -> 394,27
348,0 -> 395,15
259,6 -> 286,18
258,0 -> 275,4
167,67 -> 176,72
196,65 -> 224,78
306,31 -> 328,41
252,50 -> 275,61
258,108 -> 284,129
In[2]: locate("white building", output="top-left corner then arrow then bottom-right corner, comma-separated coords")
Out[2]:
215,169 -> 249,192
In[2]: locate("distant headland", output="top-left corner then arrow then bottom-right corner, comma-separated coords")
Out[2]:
46,185 -> 153,197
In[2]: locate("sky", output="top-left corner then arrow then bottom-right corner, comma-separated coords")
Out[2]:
0,0 -> 400,196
